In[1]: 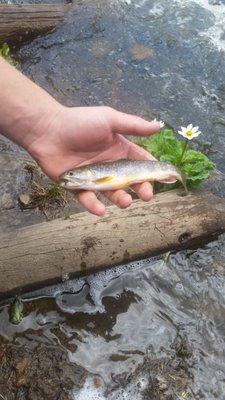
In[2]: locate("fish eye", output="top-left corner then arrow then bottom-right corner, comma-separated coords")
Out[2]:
69,171 -> 73,176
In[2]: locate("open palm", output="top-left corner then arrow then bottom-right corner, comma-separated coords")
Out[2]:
30,106 -> 161,215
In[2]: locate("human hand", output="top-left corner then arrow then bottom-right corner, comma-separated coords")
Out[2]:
27,106 -> 161,215
0,58 -> 161,214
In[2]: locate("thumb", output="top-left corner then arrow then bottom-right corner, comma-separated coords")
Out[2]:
108,108 -> 162,136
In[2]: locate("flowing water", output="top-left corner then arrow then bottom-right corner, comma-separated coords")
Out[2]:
1,0 -> 225,398
2,237 -> 225,399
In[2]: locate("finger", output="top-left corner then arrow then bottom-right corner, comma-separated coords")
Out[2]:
127,139 -> 157,160
131,181 -> 153,201
103,189 -> 132,209
108,108 -> 163,136
76,191 -> 106,216
118,135 -> 157,161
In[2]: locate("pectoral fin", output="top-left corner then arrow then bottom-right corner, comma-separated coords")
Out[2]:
94,176 -> 114,184
158,176 -> 177,184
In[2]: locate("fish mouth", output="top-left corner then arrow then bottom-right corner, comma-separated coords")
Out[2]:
59,175 -> 90,190
59,177 -> 82,189
59,179 -> 68,188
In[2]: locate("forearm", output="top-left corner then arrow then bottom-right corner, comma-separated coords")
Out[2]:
0,57 -> 62,151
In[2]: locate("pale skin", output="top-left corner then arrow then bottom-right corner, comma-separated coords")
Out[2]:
0,57 -> 161,216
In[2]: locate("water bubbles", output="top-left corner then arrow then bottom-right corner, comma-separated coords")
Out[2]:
136,376 -> 148,391
116,59 -> 127,69
215,369 -> 225,380
175,282 -> 184,292
62,271 -> 70,282
72,376 -> 106,400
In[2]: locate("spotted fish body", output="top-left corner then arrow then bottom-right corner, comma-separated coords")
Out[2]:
59,160 -> 187,193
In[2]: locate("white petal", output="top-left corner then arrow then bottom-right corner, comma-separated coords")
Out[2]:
187,124 -> 193,130
192,126 -> 199,133
192,131 -> 201,137
152,118 -> 165,128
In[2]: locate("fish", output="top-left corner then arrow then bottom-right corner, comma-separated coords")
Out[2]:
9,297 -> 23,325
59,160 -> 187,193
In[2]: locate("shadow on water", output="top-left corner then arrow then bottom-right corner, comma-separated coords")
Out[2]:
2,234 -> 225,398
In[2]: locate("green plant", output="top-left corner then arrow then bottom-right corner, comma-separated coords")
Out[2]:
9,297 -> 23,325
0,43 -> 10,59
48,183 -> 65,199
137,128 -> 215,189
0,43 -> 17,66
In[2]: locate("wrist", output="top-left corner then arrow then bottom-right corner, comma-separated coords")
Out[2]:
0,57 -> 64,155
5,97 -> 63,152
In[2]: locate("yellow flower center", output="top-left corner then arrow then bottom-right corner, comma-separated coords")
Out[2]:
186,130 -> 193,137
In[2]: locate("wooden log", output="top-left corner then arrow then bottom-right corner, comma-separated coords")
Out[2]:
0,4 -> 67,44
1,189 -> 225,298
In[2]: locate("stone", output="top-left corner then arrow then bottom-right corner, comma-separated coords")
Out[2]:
0,153 -> 30,211
130,43 -> 154,62
18,193 -> 32,209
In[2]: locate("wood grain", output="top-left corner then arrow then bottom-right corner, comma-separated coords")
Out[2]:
0,4 -> 67,44
1,190 -> 225,298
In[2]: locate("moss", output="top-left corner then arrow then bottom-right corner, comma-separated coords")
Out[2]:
0,43 -> 18,66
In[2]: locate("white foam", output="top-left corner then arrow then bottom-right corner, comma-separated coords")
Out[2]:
116,0 -> 225,52
146,3 -> 164,16
72,377 -> 106,400
72,375 -> 148,400
175,0 -> 225,51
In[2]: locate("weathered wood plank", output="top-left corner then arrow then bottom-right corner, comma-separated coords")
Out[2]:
0,4 -> 67,44
0,189 -> 225,298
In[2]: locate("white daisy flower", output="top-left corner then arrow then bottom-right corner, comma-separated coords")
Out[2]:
153,118 -> 165,129
178,124 -> 201,140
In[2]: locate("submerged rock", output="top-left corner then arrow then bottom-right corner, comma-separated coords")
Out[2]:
0,342 -> 86,400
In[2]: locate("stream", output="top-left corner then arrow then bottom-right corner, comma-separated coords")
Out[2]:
1,0 -> 225,399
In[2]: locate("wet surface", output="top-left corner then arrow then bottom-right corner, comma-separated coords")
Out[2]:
1,0 -> 225,227
2,235 -> 225,398
16,0 -> 225,166
1,0 -> 225,398
0,341 -> 86,399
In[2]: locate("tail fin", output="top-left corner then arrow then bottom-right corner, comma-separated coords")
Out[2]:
174,166 -> 188,194
180,171 -> 188,195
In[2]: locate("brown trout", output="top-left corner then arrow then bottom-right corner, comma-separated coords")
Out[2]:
59,160 -> 187,193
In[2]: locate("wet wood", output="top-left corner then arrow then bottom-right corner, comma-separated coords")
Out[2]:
0,4 -> 67,44
1,189 -> 225,298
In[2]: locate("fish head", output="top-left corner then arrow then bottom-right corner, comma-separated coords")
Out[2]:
59,169 -> 93,190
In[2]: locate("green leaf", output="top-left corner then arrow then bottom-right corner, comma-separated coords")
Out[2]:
138,130 -> 183,164
0,43 -> 18,66
137,129 -> 215,190
181,149 -> 215,188
0,43 -> 10,58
